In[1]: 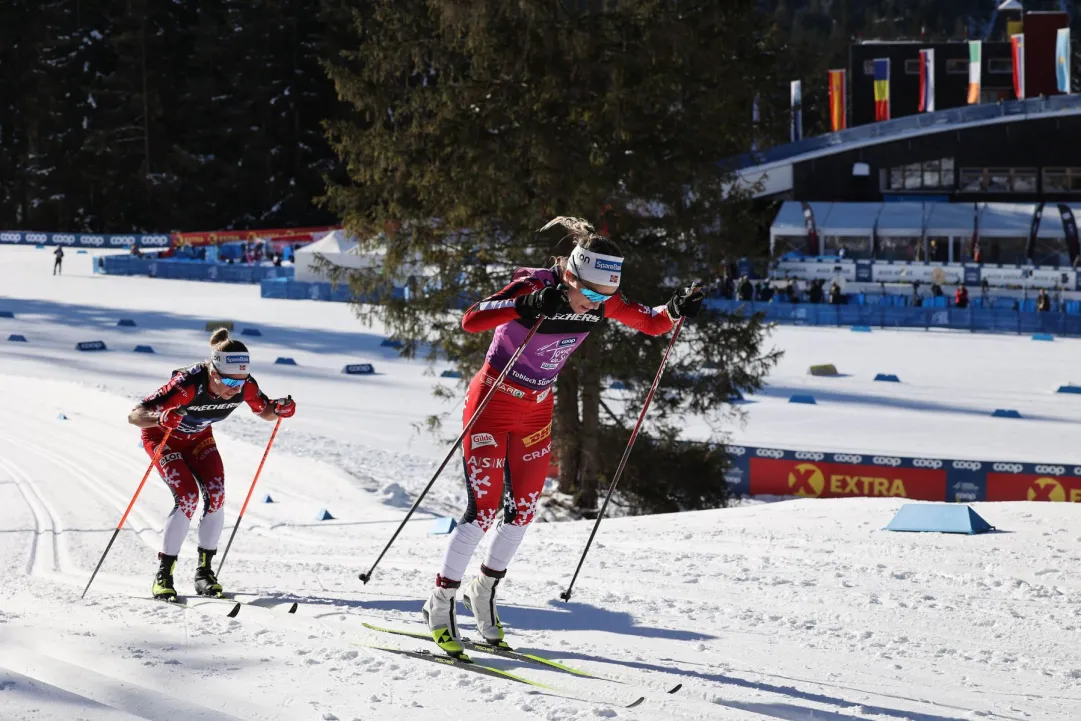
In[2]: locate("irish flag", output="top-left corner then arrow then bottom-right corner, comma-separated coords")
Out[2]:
967,41 -> 981,104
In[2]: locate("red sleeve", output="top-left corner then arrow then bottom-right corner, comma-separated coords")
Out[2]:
461,278 -> 541,333
140,370 -> 197,412
605,292 -> 674,336
243,377 -> 271,413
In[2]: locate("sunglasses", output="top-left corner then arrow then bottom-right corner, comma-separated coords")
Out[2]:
212,368 -> 246,388
580,286 -> 615,303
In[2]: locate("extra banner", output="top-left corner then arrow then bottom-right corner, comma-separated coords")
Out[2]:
725,445 -> 1081,503
0,231 -> 170,249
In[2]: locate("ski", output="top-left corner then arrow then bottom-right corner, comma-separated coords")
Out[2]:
221,592 -> 299,614
361,621 -> 677,695
357,643 -> 644,709
146,595 -> 242,617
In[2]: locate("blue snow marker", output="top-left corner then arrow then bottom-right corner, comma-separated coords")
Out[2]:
0,311 -> 14,318
133,345 -> 155,353
380,338 -> 403,348
874,373 -> 901,383
789,394 -> 817,404
57,413 -> 68,420
440,369 -> 463,379
1056,385 -> 1081,394
851,325 -> 872,332
8,334 -> 27,342
117,319 -> 136,327
429,517 -> 457,535
343,363 -> 375,375
35,244 -> 45,249
241,328 -> 262,337
1032,333 -> 1054,341
275,357 -> 297,365
609,380 -> 627,390
76,340 -> 107,351
316,508 -> 335,521
77,249 -> 88,254
262,494 -> 275,503
991,409 -> 1022,419
886,504 -> 993,535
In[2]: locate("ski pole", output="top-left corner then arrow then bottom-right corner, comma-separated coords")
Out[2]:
217,410 -> 285,575
358,315 -> 546,584
82,428 -> 174,599
560,315 -> 688,602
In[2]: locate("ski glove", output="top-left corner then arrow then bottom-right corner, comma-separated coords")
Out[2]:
159,408 -> 186,430
667,284 -> 705,319
273,396 -> 296,418
514,285 -> 564,321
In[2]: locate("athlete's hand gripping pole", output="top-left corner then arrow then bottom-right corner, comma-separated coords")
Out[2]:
358,315 -> 546,584
82,428 -> 175,599
216,408 -> 286,575
560,311 -> 691,602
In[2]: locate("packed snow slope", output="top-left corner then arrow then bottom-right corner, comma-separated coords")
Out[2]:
0,246 -> 1078,721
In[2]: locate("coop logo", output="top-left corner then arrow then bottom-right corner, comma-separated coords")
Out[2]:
25,233 -> 47,243
794,451 -> 824,461
522,422 -> 551,448
79,235 -> 105,246
0,232 -> 21,242
952,460 -> 982,471
728,446 -> 746,456
872,456 -> 902,467
536,337 -> 577,370
1034,465 -> 1066,476
53,234 -> 75,243
833,454 -> 863,464
756,448 -> 785,459
993,463 -> 1024,474
788,463 -> 826,497
913,458 -> 944,469
1028,477 -> 1068,502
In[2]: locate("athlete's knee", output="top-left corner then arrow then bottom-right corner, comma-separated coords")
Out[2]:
202,475 -> 225,513
176,491 -> 200,519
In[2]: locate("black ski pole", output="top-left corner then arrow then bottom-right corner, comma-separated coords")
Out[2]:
358,314 -> 546,584
560,315 -> 688,602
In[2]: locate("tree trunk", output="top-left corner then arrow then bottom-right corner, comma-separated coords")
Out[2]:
576,338 -> 601,511
554,356 -> 581,497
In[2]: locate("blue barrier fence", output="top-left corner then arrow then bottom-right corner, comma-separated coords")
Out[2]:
0,231 -> 170,249
725,444 -> 1081,503
259,278 -> 409,303
98,255 -> 293,283
705,299 -> 1081,336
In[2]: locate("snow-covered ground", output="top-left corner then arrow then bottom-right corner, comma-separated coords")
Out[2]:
0,246 -> 1078,720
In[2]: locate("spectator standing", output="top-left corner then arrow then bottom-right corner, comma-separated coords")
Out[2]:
1037,288 -> 1051,312
828,282 -> 844,305
808,279 -> 823,304
954,286 -> 969,309
53,245 -> 64,275
737,276 -> 753,301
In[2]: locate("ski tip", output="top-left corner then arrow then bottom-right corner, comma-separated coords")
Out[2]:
667,683 -> 682,694
626,696 -> 646,708
227,603 -> 241,618
287,602 -> 298,614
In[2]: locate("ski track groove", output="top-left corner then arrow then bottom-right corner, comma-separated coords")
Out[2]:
0,452 -> 66,578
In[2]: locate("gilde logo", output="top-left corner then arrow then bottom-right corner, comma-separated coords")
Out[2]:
1028,477 -> 1066,502
788,463 -> 825,497
471,433 -> 497,449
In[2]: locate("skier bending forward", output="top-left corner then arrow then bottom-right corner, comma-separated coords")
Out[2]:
423,216 -> 704,655
127,328 -> 296,600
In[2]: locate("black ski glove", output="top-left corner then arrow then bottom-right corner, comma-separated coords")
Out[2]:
667,284 -> 705,319
515,285 -> 565,321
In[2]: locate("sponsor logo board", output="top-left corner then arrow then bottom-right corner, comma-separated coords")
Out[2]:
749,458 -> 946,501
986,473 -> 1081,502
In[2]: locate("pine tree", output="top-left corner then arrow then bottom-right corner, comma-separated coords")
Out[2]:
323,0 -> 783,514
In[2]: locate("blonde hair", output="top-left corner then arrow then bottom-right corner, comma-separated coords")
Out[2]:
540,216 -> 622,275
209,328 -> 248,353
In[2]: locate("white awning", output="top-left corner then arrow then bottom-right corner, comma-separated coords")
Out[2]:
874,202 -> 925,237
818,202 -> 883,236
925,203 -> 977,236
977,202 -> 1037,238
770,201 -> 833,235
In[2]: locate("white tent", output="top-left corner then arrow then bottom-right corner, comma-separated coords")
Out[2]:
819,203 -> 883,236
293,230 -> 374,282
977,202 -> 1037,238
874,203 -> 925,237
924,203 -> 976,236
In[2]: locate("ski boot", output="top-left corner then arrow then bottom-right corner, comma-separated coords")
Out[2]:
461,564 -> 507,647
193,547 -> 223,597
152,553 -> 178,601
422,575 -> 464,657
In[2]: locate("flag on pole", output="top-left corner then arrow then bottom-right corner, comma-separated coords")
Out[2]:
790,80 -> 803,142
1057,28 -> 1070,94
918,49 -> 935,112
967,41 -> 982,104
750,93 -> 760,152
873,59 -> 890,121
1011,34 -> 1025,100
828,69 -> 846,131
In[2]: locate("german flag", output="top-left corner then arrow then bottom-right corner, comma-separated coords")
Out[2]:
873,59 -> 890,121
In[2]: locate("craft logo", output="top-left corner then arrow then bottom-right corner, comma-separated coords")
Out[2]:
522,443 -> 551,462
594,258 -> 623,273
471,433 -> 497,449
536,337 -> 577,370
522,422 -> 552,448
751,458 -> 946,501
788,463 -> 825,497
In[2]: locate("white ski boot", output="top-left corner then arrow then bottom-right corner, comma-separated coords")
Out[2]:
421,575 -> 464,656
461,564 -> 506,646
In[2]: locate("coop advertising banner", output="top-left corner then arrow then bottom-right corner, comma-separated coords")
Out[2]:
172,225 -> 339,247
0,231 -> 171,249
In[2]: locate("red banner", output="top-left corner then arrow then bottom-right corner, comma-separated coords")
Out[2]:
172,225 -> 339,247
750,458 -> 946,501
986,473 -> 1081,502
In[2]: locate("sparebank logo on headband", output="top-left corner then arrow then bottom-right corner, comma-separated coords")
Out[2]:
225,354 -> 249,364
594,258 -> 622,273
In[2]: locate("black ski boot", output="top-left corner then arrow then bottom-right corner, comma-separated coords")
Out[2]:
153,553 -> 178,601
193,547 -> 223,597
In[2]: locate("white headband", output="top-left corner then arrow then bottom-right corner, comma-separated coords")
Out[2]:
569,245 -> 623,286
211,350 -> 251,375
